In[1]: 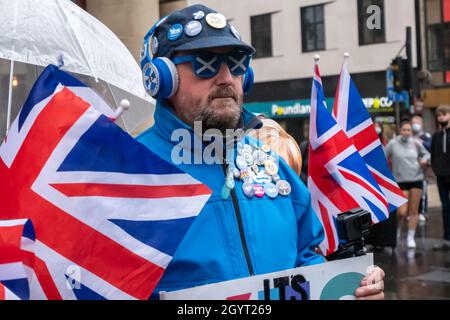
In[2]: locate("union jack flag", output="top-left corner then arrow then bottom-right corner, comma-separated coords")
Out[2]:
333,60 -> 407,212
0,65 -> 211,300
308,63 -> 389,256
0,219 -> 35,300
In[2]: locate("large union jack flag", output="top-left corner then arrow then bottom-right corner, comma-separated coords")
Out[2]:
308,63 -> 389,256
0,65 -> 211,300
333,60 -> 407,212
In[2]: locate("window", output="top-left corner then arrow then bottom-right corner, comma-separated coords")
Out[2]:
357,0 -> 386,45
301,5 -> 325,52
425,0 -> 450,80
251,14 -> 273,59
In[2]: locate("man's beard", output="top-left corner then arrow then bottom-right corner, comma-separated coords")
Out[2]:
193,86 -> 243,134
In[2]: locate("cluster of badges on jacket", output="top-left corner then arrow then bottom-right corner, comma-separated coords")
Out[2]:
222,142 -> 292,200
164,11 -> 240,45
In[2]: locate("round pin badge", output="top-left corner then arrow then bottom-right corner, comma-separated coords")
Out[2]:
168,24 -> 183,41
184,20 -> 202,37
206,13 -> 227,29
264,182 -> 279,199
239,169 -> 250,182
193,10 -> 205,20
142,62 -> 159,97
230,25 -> 241,40
254,184 -> 265,198
235,155 -> 248,170
250,171 -> 272,185
242,151 -> 253,166
276,180 -> 292,196
243,144 -> 253,154
242,182 -> 255,199
261,144 -> 271,153
264,160 -> 279,176
150,36 -> 159,55
140,42 -> 147,61
253,150 -> 267,165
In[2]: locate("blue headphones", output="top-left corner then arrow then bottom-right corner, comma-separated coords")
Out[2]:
140,18 -> 254,99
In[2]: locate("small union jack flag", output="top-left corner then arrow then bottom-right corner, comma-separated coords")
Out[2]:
308,62 -> 390,256
333,59 -> 407,212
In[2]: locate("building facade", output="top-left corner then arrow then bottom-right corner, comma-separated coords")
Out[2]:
190,0 -> 421,143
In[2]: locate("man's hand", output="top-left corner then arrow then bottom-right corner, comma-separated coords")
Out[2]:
354,266 -> 385,300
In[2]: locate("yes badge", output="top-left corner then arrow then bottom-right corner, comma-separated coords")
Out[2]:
168,24 -> 183,41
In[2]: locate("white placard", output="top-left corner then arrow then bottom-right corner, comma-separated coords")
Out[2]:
160,253 -> 374,300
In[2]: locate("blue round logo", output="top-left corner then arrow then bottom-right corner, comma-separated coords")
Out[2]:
168,24 -> 183,41
143,63 -> 159,97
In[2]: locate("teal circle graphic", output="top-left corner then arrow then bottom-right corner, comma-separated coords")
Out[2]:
320,272 -> 365,300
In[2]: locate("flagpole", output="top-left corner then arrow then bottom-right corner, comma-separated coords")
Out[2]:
6,58 -> 15,136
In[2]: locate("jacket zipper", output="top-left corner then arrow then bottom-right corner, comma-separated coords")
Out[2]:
222,163 -> 254,276
444,129 -> 447,154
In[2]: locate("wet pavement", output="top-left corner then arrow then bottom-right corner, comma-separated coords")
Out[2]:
369,186 -> 450,300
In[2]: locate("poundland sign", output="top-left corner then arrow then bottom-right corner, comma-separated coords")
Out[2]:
244,97 -> 394,118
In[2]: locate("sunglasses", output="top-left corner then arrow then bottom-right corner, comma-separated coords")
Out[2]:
172,51 -> 252,78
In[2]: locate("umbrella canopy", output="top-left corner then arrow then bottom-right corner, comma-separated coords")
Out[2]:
0,0 -> 155,135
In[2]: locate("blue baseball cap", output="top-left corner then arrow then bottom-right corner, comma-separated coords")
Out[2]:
145,4 -> 256,59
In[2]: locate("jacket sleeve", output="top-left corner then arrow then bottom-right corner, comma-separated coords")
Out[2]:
279,157 -> 326,267
416,139 -> 431,161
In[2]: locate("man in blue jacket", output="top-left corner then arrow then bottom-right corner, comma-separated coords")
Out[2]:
137,4 -> 384,299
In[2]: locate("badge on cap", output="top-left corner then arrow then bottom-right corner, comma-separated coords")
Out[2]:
168,24 -> 183,41
150,36 -> 159,55
142,62 -> 159,96
140,42 -> 147,61
193,10 -> 205,20
184,20 -> 203,37
230,25 -> 241,40
206,13 -> 227,29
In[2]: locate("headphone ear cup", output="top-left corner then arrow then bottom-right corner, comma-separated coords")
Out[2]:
149,57 -> 179,99
242,67 -> 254,95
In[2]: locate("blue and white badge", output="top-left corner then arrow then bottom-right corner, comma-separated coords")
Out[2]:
193,10 -> 205,20
264,182 -> 279,199
140,42 -> 147,61
184,20 -> 202,37
250,171 -> 272,185
168,24 -> 183,41
142,62 -> 159,96
150,36 -> 159,55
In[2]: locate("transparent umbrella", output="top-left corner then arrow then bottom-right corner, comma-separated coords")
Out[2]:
0,0 -> 155,138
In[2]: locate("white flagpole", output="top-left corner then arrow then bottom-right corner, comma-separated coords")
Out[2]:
6,58 -> 15,135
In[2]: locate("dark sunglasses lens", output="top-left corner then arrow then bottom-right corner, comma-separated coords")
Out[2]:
226,52 -> 250,76
193,53 -> 221,78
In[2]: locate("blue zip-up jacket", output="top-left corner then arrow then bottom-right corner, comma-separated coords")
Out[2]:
137,101 -> 325,297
